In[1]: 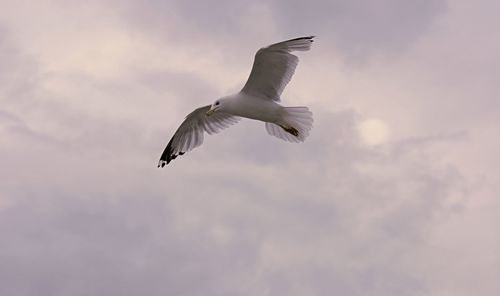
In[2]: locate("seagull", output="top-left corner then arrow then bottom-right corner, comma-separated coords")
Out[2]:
158,36 -> 315,167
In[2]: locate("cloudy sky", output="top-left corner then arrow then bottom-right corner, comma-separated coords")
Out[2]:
1,0 -> 499,295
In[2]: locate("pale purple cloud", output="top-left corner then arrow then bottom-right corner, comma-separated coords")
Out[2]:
0,0 -> 499,295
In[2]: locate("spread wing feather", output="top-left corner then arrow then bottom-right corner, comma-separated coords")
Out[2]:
241,36 -> 314,102
158,105 -> 240,167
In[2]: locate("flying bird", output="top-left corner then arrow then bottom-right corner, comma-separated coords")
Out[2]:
158,36 -> 315,167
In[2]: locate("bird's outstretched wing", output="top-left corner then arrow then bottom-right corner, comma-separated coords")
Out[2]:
241,36 -> 315,102
158,105 -> 240,167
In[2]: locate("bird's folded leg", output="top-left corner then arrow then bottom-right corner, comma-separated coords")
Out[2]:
279,124 -> 299,137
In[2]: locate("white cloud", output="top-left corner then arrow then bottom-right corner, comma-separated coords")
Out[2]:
0,0 -> 499,295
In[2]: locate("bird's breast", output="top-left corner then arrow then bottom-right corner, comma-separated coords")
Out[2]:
228,96 -> 281,123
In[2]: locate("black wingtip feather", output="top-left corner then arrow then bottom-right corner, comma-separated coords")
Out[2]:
158,136 -> 185,168
288,35 -> 315,42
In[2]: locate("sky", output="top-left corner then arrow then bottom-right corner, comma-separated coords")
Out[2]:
0,0 -> 499,295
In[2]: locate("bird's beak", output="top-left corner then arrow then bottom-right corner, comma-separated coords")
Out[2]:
206,107 -> 216,116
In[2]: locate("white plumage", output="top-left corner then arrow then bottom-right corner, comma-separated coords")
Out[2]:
158,36 -> 315,167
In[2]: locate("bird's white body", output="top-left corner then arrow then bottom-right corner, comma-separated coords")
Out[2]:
158,36 -> 315,167
221,93 -> 282,123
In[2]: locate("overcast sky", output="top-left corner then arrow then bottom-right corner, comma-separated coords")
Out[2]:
1,0 -> 499,295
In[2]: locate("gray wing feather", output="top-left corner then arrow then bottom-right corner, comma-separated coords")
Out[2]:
158,105 -> 240,167
241,36 -> 314,102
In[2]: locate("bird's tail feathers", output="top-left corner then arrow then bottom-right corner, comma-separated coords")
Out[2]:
265,106 -> 313,142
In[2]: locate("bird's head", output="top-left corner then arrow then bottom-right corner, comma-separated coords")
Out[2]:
206,98 -> 226,116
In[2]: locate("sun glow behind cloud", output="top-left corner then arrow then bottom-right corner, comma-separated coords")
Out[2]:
357,118 -> 390,146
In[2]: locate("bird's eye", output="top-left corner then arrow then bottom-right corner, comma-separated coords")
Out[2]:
215,102 -> 220,106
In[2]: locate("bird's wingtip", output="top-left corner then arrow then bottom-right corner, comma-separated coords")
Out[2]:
158,150 -> 186,168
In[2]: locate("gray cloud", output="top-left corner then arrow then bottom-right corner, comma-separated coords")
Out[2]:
269,0 -> 447,58
1,1 -> 499,295
0,98 -> 465,295
113,0 -> 446,61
